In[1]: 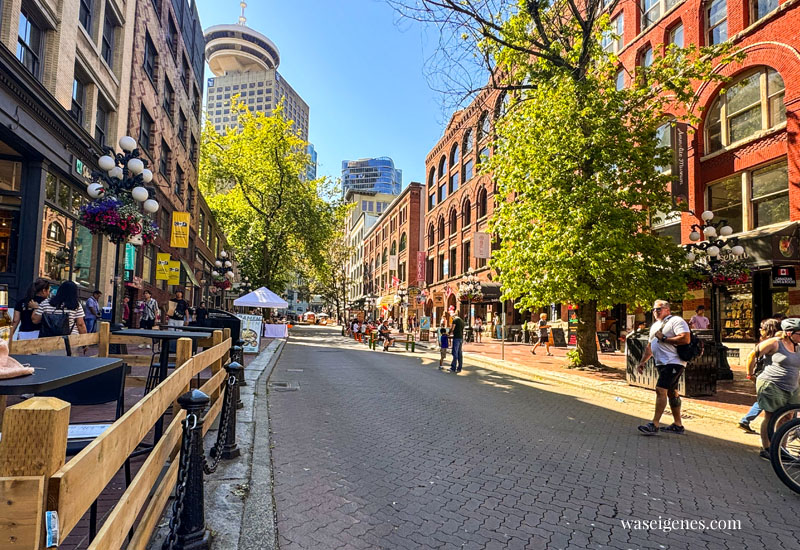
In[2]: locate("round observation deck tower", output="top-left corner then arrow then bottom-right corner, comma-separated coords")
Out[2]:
204,3 -> 280,76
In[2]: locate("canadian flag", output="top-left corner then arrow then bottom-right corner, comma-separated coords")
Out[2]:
392,276 -> 399,287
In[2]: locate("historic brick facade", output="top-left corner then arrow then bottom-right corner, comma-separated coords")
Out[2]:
362,182 -> 424,321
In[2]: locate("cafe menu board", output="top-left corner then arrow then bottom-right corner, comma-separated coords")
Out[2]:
550,328 -> 567,347
597,331 -> 615,353
236,314 -> 263,353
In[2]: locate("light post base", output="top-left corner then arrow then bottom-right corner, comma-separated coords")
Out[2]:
716,346 -> 734,380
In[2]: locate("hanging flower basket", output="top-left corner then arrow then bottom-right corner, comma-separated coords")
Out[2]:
79,196 -> 157,245
213,278 -> 232,290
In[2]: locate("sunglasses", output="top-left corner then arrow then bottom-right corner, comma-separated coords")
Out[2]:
652,307 -> 663,312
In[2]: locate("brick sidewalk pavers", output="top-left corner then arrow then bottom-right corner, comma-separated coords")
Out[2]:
269,326 -> 800,550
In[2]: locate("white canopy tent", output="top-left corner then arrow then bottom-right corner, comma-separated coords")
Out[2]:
233,287 -> 288,309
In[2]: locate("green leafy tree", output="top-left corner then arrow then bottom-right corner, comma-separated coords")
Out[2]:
393,0 -> 741,367
199,102 -> 336,293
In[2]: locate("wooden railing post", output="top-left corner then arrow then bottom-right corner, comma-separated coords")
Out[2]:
0,397 -> 70,549
210,330 -> 224,402
222,327 -> 231,363
98,322 -> 110,358
172,338 -> 194,417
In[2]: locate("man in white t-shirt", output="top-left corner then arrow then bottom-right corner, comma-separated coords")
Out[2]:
636,300 -> 691,435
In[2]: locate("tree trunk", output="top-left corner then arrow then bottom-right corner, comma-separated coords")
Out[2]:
576,300 -> 600,367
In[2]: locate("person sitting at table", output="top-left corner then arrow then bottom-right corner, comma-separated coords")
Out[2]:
31,280 -> 87,335
11,278 -> 49,340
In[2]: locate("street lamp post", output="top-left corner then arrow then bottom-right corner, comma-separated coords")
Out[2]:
685,210 -> 746,380
458,269 -> 482,343
211,250 -> 235,310
396,287 -> 408,333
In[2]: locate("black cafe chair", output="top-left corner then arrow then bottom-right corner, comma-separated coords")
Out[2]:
39,364 -> 129,542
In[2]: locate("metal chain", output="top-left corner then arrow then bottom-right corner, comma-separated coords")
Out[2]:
203,374 -> 236,474
162,414 -> 195,550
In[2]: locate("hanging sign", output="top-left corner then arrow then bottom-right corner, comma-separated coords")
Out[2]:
772,266 -> 796,287
672,122 -> 689,207
156,253 -> 171,280
124,244 -> 137,271
433,292 -> 444,307
170,212 -> 191,248
474,232 -> 491,259
416,251 -> 426,283
168,261 -> 181,285
388,255 -> 398,270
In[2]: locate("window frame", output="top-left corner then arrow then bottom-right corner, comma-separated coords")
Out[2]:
79,0 -> 93,35
101,10 -> 116,68
143,33 -> 158,84
706,0 -> 728,45
70,75 -> 86,125
139,107 -> 154,154
17,8 -> 44,79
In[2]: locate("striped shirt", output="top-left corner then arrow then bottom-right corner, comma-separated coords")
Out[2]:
35,299 -> 85,335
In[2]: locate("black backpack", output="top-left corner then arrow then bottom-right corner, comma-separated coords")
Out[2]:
39,306 -> 75,356
677,331 -> 704,362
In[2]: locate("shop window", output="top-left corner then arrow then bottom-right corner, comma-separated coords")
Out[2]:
706,68 -> 785,152
708,175 -> 743,233
101,9 -> 117,68
752,0 -> 777,22
72,224 -> 95,287
751,162 -> 788,228
0,210 -> 20,273
707,0 -> 728,45
0,158 -> 22,192
18,8 -> 44,79
41,207 -> 73,281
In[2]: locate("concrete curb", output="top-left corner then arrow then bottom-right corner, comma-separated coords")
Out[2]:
237,337 -> 286,550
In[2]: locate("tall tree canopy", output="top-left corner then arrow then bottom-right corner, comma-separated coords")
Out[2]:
199,103 -> 337,292
393,0 -> 740,366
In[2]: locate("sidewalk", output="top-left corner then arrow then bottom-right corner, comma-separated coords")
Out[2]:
377,330 -> 756,424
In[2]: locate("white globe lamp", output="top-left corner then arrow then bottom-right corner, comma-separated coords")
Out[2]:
220,250 -> 228,258
689,231 -> 701,242
119,136 -> 137,152
720,225 -> 733,237
131,186 -> 149,202
141,168 -> 153,183
707,246 -> 720,257
703,226 -> 717,238
215,260 -> 223,268
225,270 -> 234,279
701,210 -> 714,222
212,270 -> 220,277
109,166 -> 124,180
127,158 -> 144,175
143,199 -> 159,213
731,245 -> 745,256
87,183 -> 105,198
686,252 -> 696,262
98,155 -> 115,171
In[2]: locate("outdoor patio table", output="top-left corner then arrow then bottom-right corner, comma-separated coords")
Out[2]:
0,355 -> 123,424
112,329 -> 212,441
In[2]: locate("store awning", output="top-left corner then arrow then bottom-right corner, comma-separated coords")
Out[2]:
479,282 -> 502,303
377,295 -> 397,307
735,222 -> 799,267
180,259 -> 200,287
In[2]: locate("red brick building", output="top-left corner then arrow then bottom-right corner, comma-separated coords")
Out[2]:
362,182 -> 424,322
605,0 -> 800,347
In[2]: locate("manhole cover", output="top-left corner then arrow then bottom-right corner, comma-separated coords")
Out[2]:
269,381 -> 299,391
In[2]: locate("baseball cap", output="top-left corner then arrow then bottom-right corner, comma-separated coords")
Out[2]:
781,318 -> 800,332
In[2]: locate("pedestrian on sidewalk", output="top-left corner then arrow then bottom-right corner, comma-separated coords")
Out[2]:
739,318 -> 781,432
753,318 -> 800,459
636,300 -> 691,436
354,320 -> 362,342
474,316 -> 483,343
494,312 -> 502,340
531,313 -> 553,356
438,327 -> 449,370
140,290 -> 159,330
689,305 -> 710,330
450,308 -> 465,373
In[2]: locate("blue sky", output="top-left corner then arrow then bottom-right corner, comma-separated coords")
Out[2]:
195,0 -> 451,186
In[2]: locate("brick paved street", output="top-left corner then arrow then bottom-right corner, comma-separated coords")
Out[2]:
269,325 -> 800,549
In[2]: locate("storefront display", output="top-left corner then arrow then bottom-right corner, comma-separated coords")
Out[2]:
721,284 -> 754,341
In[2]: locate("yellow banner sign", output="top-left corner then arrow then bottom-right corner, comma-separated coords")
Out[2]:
170,211 -> 190,248
156,253 -> 171,280
168,261 -> 181,285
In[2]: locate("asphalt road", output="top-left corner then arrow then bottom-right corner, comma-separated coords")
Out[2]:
267,325 -> 800,549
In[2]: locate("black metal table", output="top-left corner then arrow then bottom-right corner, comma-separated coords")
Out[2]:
162,325 -> 218,334
112,329 -> 212,441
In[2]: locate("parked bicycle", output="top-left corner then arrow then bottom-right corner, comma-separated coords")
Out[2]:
770,416 -> 800,494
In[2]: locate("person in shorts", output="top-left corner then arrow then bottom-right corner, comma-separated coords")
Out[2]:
438,327 -> 449,370
531,313 -> 553,356
636,300 -> 690,435
754,317 -> 800,458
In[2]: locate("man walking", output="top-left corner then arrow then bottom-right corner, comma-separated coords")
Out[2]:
85,290 -> 101,333
450,307 -> 465,373
140,290 -> 159,329
636,300 -> 691,435
168,290 -> 189,327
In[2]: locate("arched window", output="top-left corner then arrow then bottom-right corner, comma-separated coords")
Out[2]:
390,240 -> 397,256
450,143 -> 459,167
463,199 -> 472,226
399,232 -> 407,252
478,187 -> 488,219
382,248 -> 387,264
477,111 -> 490,141
438,155 -> 447,178
464,129 -> 474,153
438,216 -> 445,241
428,224 -> 435,247
428,167 -> 436,187
706,67 -> 785,153
449,209 -> 458,235
48,222 -> 66,243
495,92 -> 510,119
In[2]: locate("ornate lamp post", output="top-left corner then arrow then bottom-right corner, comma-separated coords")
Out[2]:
684,210 -> 746,379
211,250 -> 235,309
239,276 -> 252,295
396,287 -> 408,333
82,136 -> 159,327
458,269 -> 483,340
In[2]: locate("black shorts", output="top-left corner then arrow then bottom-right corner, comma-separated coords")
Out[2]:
537,335 -> 548,344
656,364 -> 684,391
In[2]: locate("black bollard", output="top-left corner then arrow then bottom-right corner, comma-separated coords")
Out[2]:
231,346 -> 247,387
175,389 -> 211,550
221,362 -> 242,459
228,360 -> 244,409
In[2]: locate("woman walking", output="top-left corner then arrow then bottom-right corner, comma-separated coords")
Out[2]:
11,279 -> 49,340
474,316 -> 483,343
739,318 -> 781,432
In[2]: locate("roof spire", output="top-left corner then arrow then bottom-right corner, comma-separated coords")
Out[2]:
238,1 -> 247,25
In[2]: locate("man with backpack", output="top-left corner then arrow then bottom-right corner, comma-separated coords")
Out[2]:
636,300 -> 691,435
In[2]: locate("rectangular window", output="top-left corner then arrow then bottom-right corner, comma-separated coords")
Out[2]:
751,162 -> 789,228
167,17 -> 178,59
17,9 -> 43,78
143,33 -> 158,83
753,0 -> 778,21
426,258 -> 434,285
462,242 -> 471,273
174,166 -> 184,200
198,211 -> 205,242
615,70 -> 625,91
438,254 -> 445,281
439,184 -> 447,202
642,0 -> 660,29
450,248 -> 458,277
139,107 -> 154,152
178,111 -> 187,146
79,0 -> 93,34
101,11 -> 116,67
159,139 -> 170,177
143,244 -> 154,283
361,200 -> 367,211
708,0 -> 728,45
602,15 -> 624,53
181,57 -> 190,92
70,76 -> 86,125
708,175 -> 743,233
163,79 -> 174,117
670,23 -> 684,48
95,101 -> 110,146
190,135 -> 197,164
429,193 -> 435,210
